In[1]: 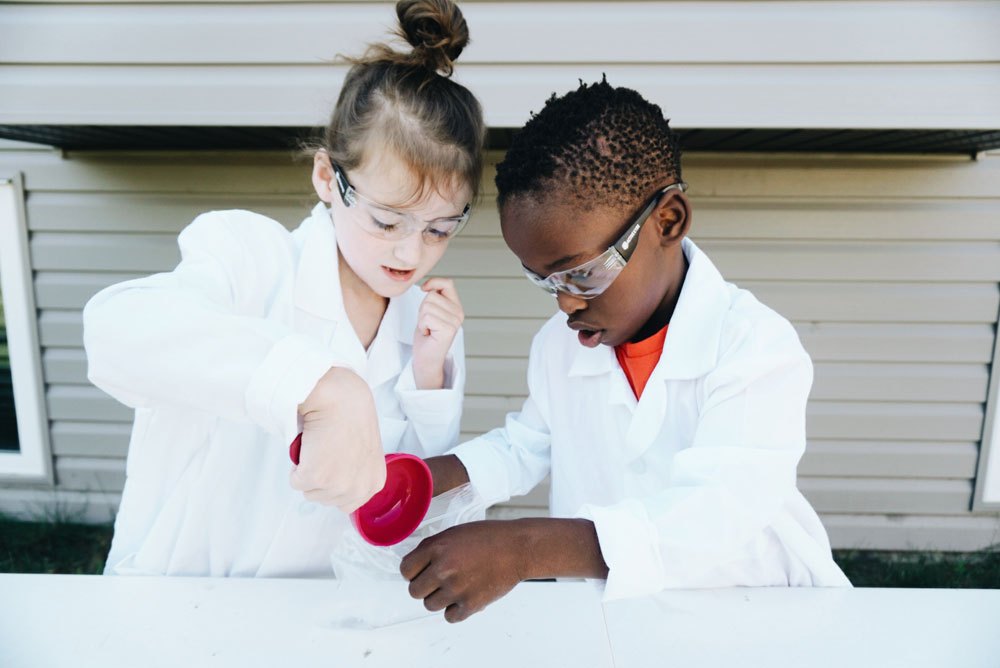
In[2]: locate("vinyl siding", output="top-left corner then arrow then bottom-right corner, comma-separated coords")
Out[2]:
2,1 -> 999,129
1,0 -> 999,542
1,146 -> 999,548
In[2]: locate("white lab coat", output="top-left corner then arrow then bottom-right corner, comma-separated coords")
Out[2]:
84,203 -> 464,577
451,238 -> 850,601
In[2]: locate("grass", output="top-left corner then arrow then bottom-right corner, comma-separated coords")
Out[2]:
833,548 -> 1000,589
0,517 -> 113,575
2,517 -> 999,587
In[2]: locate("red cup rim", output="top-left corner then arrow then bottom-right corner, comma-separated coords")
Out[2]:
289,436 -> 432,547
353,453 -> 433,547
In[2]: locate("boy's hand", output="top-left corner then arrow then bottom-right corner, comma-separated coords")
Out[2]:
290,367 -> 387,513
401,518 -> 608,623
412,278 -> 464,390
400,520 -> 527,623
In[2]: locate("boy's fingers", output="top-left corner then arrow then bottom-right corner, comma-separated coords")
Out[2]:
421,587 -> 453,613
399,545 -> 432,581
444,602 -> 469,624
407,564 -> 442,600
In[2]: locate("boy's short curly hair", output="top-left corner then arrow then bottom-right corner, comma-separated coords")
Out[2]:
495,77 -> 682,211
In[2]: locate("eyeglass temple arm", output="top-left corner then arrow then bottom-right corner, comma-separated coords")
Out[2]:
612,182 -> 687,262
331,164 -> 351,202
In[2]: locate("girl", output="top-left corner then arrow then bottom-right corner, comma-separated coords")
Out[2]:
83,0 -> 485,578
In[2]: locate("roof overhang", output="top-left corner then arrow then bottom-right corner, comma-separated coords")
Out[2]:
2,125 -> 999,155
1,1 -> 998,153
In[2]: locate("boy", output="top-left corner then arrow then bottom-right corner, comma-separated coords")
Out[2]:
401,79 -> 850,623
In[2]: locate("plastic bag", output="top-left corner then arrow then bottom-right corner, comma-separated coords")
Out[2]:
327,483 -> 487,629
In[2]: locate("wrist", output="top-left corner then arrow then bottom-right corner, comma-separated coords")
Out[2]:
300,366 -> 363,414
425,455 -> 469,496
412,358 -> 445,390
515,518 -> 609,582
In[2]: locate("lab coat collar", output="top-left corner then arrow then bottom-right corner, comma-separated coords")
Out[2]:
567,238 -> 730,382
365,296 -> 405,389
294,203 -> 350,322
294,203 -> 419,387
390,284 -> 421,346
295,203 -> 420,337
365,286 -> 422,389
656,238 -> 731,380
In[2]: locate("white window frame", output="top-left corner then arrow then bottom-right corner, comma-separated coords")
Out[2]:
0,173 -> 53,482
960,148 -> 1000,508
973,306 -> 1000,510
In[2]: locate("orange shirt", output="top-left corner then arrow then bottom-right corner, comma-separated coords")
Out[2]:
614,325 -> 668,400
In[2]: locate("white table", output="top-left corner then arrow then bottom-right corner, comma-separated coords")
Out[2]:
603,586 -> 1000,668
0,575 -> 612,668
2,574 -> 999,668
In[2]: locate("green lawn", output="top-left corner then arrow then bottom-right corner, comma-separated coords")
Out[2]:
1,518 -> 113,575
1,516 -> 999,587
834,548 -> 1000,589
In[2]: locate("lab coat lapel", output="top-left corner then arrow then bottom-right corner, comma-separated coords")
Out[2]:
568,341 -> 616,378
365,292 -> 416,390
567,339 -> 634,409
292,204 -> 366,374
623,380 -> 666,463
657,238 -> 730,381
562,240 -> 733,462
623,239 -> 732,462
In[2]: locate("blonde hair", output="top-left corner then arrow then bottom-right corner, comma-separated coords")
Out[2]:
320,0 -> 485,203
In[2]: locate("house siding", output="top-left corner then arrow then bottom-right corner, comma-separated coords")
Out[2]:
0,145 -> 998,547
2,1 -> 999,128
1,0 -> 999,544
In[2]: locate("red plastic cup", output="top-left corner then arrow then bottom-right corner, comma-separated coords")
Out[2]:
289,434 -> 433,547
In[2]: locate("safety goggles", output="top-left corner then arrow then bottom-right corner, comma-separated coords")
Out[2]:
522,182 -> 687,298
332,163 -> 471,245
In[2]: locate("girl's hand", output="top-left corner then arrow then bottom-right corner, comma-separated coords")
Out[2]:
290,367 -> 387,513
412,277 -> 464,390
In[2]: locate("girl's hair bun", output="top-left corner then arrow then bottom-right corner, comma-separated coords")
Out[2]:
396,0 -> 470,76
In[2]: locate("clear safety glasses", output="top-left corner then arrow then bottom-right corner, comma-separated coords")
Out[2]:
522,182 -> 687,298
332,163 -> 471,245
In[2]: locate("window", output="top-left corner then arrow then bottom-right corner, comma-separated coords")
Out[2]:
974,333 -> 1000,510
1,295 -> 18,451
0,174 -> 52,481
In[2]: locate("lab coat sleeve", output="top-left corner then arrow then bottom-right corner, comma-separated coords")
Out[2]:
448,329 -> 552,506
576,316 -> 812,600
84,211 -> 354,446
393,328 -> 465,457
